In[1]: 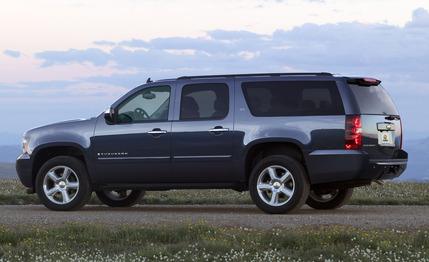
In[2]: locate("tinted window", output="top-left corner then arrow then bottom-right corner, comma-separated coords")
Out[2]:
242,81 -> 344,116
349,84 -> 398,115
117,85 -> 170,123
180,83 -> 229,120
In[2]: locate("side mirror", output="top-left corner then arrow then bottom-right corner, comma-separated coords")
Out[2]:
104,108 -> 115,124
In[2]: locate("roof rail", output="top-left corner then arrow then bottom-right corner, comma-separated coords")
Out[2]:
177,72 -> 332,80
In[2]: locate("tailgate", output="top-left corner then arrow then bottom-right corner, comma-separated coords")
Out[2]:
361,115 -> 402,158
348,81 -> 403,159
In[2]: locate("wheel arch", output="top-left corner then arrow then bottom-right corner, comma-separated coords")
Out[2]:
243,139 -> 309,184
31,142 -> 91,188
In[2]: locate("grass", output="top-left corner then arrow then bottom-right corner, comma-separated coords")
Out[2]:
0,223 -> 427,261
0,179 -> 428,206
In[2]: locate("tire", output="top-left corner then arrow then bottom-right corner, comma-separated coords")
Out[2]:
96,190 -> 144,207
35,156 -> 92,211
249,155 -> 310,214
306,188 -> 353,210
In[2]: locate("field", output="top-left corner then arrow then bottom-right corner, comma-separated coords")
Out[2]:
0,223 -> 428,261
1,180 -> 428,261
0,179 -> 428,205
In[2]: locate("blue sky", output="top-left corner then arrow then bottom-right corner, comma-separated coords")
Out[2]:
0,0 -> 429,143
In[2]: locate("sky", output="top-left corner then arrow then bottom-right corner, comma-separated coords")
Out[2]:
0,0 -> 429,144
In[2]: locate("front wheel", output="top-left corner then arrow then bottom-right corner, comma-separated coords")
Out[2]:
35,156 -> 92,211
306,188 -> 353,210
249,155 -> 310,214
96,190 -> 144,207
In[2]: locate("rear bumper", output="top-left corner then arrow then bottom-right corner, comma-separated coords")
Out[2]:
16,153 -> 34,190
307,149 -> 408,185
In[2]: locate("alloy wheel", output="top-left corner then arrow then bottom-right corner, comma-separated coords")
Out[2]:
42,166 -> 79,205
256,165 -> 295,207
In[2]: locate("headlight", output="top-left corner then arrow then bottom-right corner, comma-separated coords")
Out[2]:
22,138 -> 31,155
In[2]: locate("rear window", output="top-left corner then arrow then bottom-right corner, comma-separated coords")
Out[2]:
349,84 -> 398,115
242,81 -> 344,116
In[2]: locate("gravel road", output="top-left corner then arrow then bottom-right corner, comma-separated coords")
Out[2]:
1,205 -> 428,229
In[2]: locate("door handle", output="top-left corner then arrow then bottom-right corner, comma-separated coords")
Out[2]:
208,126 -> 229,133
147,128 -> 168,135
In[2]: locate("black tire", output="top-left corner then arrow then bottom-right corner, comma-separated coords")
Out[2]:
306,188 -> 353,210
96,190 -> 144,207
249,155 -> 310,214
35,156 -> 92,211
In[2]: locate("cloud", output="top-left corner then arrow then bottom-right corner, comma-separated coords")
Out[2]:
3,49 -> 21,58
406,8 -> 429,28
35,48 -> 110,67
32,8 -> 429,84
4,8 -> 429,135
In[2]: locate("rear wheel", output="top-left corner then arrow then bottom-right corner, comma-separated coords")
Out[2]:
249,155 -> 310,214
96,190 -> 144,207
306,188 -> 353,209
36,156 -> 91,211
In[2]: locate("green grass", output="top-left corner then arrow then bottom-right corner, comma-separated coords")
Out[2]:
0,179 -> 428,205
0,223 -> 427,261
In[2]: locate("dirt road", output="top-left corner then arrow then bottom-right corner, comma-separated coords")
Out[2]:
1,205 -> 428,229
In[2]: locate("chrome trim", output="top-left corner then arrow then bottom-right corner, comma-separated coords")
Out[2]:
147,130 -> 167,134
208,128 -> 229,132
374,161 -> 407,166
98,156 -> 170,160
173,155 -> 232,159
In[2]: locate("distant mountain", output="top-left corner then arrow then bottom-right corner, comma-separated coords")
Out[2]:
0,132 -> 21,145
0,163 -> 16,179
0,138 -> 428,181
0,145 -> 21,163
401,138 -> 429,181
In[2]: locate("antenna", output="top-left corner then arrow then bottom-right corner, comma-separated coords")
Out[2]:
146,77 -> 153,83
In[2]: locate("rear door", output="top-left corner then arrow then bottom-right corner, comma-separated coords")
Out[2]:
348,83 -> 402,158
171,80 -> 234,183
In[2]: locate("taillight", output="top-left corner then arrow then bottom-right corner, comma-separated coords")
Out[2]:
345,115 -> 362,150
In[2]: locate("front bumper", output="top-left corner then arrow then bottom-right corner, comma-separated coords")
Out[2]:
16,153 -> 34,190
307,149 -> 408,185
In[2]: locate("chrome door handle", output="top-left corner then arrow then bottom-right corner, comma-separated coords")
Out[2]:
208,127 -> 229,132
147,129 -> 167,134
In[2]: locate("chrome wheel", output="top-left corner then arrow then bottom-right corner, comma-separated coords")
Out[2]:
42,166 -> 79,205
309,190 -> 340,203
103,190 -> 132,201
256,165 -> 295,207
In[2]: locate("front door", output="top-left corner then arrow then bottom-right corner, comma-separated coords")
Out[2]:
171,80 -> 234,183
92,85 -> 173,184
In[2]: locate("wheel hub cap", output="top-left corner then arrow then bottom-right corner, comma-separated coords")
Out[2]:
42,166 -> 79,205
256,165 -> 295,207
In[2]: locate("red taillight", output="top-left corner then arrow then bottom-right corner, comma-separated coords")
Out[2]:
345,115 -> 362,150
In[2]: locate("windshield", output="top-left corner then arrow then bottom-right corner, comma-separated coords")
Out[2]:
349,84 -> 398,115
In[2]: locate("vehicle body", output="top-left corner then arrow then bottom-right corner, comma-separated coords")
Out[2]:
16,72 -> 408,213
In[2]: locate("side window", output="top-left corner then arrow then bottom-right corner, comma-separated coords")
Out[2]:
242,81 -> 344,116
117,85 -> 171,123
180,83 -> 229,121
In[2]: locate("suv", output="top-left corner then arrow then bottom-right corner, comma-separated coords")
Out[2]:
16,73 -> 408,213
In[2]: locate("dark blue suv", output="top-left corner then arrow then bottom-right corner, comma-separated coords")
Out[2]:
16,73 -> 408,213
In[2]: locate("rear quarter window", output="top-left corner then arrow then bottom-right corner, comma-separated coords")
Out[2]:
242,81 -> 344,116
349,84 -> 398,115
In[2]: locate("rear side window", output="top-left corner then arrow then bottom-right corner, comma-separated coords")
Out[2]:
242,81 -> 344,116
180,83 -> 229,120
349,84 -> 398,115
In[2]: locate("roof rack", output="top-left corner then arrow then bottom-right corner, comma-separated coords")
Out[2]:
177,72 -> 332,80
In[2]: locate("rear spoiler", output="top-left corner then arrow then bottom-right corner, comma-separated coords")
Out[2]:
347,77 -> 381,86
